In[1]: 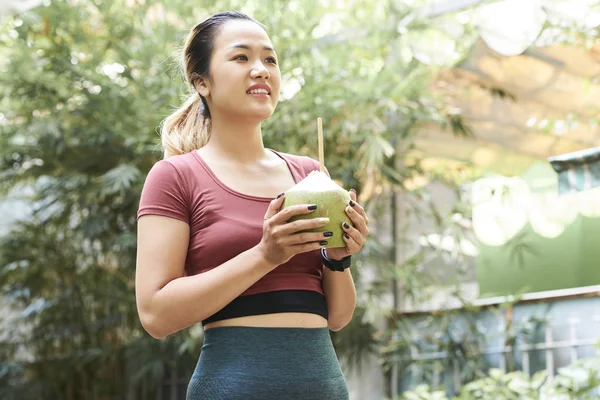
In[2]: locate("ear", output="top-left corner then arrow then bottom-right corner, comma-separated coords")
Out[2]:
195,77 -> 210,98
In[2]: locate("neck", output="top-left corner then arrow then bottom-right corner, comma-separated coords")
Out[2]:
204,115 -> 269,163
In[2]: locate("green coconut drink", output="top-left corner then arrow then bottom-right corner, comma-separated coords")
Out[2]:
282,170 -> 352,248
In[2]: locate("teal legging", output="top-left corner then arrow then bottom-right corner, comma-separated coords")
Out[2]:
186,326 -> 349,400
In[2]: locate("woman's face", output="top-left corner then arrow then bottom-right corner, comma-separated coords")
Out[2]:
199,19 -> 281,123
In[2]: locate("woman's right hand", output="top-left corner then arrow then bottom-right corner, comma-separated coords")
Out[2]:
257,193 -> 331,268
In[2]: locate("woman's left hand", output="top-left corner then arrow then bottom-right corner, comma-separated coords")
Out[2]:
326,189 -> 370,260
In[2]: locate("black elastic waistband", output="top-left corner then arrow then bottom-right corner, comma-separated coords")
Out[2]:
202,290 -> 328,325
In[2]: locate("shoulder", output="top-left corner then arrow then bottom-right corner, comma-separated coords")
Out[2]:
160,151 -> 197,172
141,152 -> 201,199
147,152 -> 197,180
138,153 -> 195,221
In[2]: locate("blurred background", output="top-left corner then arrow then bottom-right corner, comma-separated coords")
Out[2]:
1,0 -> 600,399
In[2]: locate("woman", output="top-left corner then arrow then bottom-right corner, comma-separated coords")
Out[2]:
135,11 -> 370,400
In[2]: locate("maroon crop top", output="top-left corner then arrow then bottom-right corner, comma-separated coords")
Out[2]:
137,149 -> 328,325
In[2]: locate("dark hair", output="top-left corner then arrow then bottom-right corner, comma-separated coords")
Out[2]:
160,12 -> 266,158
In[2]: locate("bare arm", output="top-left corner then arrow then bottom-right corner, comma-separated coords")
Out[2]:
322,268 -> 356,331
135,195 -> 331,339
135,216 -> 276,339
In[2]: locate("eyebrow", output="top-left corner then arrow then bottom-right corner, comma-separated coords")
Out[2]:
227,44 -> 275,52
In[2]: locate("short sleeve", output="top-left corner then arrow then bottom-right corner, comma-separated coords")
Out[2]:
137,160 -> 189,224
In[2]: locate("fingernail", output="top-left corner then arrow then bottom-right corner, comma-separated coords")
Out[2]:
319,241 -> 328,246
350,188 -> 356,194
349,200 -> 356,207
276,192 -> 284,199
344,233 -> 350,239
323,232 -> 333,237
319,218 -> 330,224
308,204 -> 317,210
343,222 -> 350,229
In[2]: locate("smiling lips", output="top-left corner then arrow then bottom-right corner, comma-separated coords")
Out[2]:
247,83 -> 271,97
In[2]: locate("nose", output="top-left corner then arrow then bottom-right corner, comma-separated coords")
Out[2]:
250,60 -> 270,80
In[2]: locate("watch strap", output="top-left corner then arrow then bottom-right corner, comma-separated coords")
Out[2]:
321,248 -> 352,271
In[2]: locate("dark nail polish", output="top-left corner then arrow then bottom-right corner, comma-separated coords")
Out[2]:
276,192 -> 284,199
344,233 -> 350,239
323,232 -> 333,237
349,200 -> 356,207
343,222 -> 350,229
308,204 -> 317,210
319,241 -> 328,246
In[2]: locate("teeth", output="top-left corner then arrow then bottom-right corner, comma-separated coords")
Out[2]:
248,89 -> 269,95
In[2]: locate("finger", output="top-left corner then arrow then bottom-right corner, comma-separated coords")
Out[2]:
283,232 -> 330,246
277,218 -> 330,236
348,199 -> 369,226
271,203 -> 320,225
264,192 -> 286,221
345,206 -> 369,237
342,221 -> 366,247
341,228 -> 362,254
349,189 -> 357,202
291,240 -> 328,255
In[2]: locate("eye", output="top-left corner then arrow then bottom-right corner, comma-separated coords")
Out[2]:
233,55 -> 248,61
265,57 -> 277,64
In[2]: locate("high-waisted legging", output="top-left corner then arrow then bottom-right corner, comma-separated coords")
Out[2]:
186,326 -> 349,400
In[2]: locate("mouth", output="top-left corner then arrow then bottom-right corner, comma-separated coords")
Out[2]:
246,88 -> 270,96
246,83 -> 271,96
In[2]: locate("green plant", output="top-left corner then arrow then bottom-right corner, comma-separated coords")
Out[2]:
457,369 -> 545,400
543,356 -> 600,399
401,384 -> 449,400
398,355 -> 600,400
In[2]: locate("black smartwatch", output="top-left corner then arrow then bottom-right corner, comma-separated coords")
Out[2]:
321,248 -> 352,272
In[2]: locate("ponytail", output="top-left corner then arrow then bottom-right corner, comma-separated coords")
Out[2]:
159,93 -> 211,158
